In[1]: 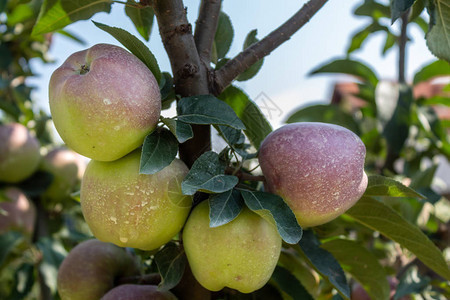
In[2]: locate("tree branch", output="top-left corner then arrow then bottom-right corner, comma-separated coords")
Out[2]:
194,0 -> 222,64
213,0 -> 329,94
398,9 -> 409,84
153,0 -> 211,167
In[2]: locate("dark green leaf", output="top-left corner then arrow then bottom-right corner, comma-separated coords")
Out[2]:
347,22 -> 388,54
216,125 -> 245,146
18,171 -> 53,197
271,266 -> 314,300
426,0 -> 450,62
155,243 -> 186,291
394,266 -> 431,299
354,0 -> 390,19
177,95 -> 245,130
412,16 -> 428,33
382,32 -> 397,55
7,3 -> 34,26
218,86 -> 272,148
125,0 -> 154,41
161,117 -> 193,143
309,59 -> 378,87
240,190 -> 302,244
36,237 -> 67,294
413,60 -> 450,84
0,0 -> 6,13
140,129 -> 178,175
93,21 -> 161,83
364,175 -> 424,198
237,30 -> 264,81
391,0 -> 416,23
9,263 -> 35,299
346,197 -> 450,280
160,72 -> 175,108
409,0 -> 425,21
214,12 -> 233,60
286,104 -> 360,135
298,230 -> 350,299
32,0 -> 112,36
322,239 -> 390,300
0,231 -> 22,265
209,189 -> 244,227
181,151 -> 238,195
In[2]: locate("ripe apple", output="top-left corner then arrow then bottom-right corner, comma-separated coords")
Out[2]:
40,147 -> 86,203
49,43 -> 161,161
258,122 -> 368,228
57,239 -> 139,300
81,150 -> 192,250
0,187 -> 36,236
0,123 -> 41,183
183,201 -> 282,293
101,284 -> 177,300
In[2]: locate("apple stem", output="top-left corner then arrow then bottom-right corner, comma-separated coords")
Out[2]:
79,64 -> 90,75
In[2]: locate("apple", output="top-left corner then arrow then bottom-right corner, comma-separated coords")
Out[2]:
0,123 -> 41,183
183,201 -> 282,293
101,284 -> 177,300
49,43 -> 161,161
258,122 -> 368,228
0,187 -> 36,236
80,149 -> 192,250
57,239 -> 139,300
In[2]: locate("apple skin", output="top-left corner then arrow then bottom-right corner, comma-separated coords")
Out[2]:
57,239 -> 139,300
183,201 -> 282,293
0,187 -> 36,236
40,148 -> 86,202
101,284 -> 177,300
0,123 -> 41,183
49,43 -> 161,161
258,122 -> 368,228
81,149 -> 192,250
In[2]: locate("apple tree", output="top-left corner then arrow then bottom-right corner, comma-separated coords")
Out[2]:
0,0 -> 449,299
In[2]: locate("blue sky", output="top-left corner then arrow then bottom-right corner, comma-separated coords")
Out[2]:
29,0 -> 436,128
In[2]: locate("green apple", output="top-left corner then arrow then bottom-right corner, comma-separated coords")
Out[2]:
258,122 -> 368,228
49,43 -> 161,161
0,123 -> 41,183
81,149 -> 192,250
57,239 -> 139,300
183,201 -> 282,293
101,284 -> 177,300
40,147 -> 86,202
0,187 -> 36,236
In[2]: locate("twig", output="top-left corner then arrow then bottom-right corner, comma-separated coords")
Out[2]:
194,0 -> 222,64
226,167 -> 265,182
213,0 -> 329,94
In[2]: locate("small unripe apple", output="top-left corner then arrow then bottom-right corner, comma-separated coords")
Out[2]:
57,239 -> 139,300
0,123 -> 41,183
101,284 -> 177,300
0,187 -> 36,236
259,122 -> 367,228
183,201 -> 282,293
49,43 -> 161,161
81,150 -> 192,250
40,148 -> 86,202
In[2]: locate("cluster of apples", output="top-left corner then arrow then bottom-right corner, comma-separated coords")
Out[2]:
0,123 -> 86,236
50,44 -> 368,299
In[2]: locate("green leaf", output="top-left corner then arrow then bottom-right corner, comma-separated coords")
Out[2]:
36,237 -> 67,294
391,0 -> 416,23
236,30 -> 264,81
321,239 -> 390,300
412,16 -> 428,33
216,125 -> 245,146
426,0 -> 450,62
125,0 -> 154,41
139,129 -> 178,175
32,0 -> 112,36
354,0 -> 390,20
240,190 -> 302,244
209,189 -> 244,227
346,197 -> 450,280
18,171 -> 53,197
271,266 -> 314,300
298,230 -> 350,299
181,151 -> 238,195
394,266 -> 431,299
347,22 -> 388,54
9,263 -> 35,299
161,117 -> 193,143
286,104 -> 360,135
364,175 -> 424,198
309,59 -> 379,87
177,95 -> 245,130
56,29 -> 86,45
218,86 -> 272,149
155,243 -> 186,291
160,72 -> 175,109
214,11 -> 233,60
382,32 -> 397,55
93,21 -> 161,83
413,60 -> 450,84
0,232 -> 22,265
